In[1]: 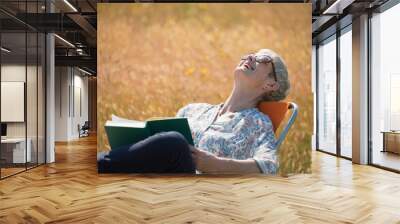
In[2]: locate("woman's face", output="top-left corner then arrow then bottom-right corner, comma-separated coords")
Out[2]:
234,51 -> 277,92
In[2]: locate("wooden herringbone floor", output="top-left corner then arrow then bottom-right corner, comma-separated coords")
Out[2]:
1,135 -> 400,224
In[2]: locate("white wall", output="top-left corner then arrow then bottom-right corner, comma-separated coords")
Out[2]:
55,67 -> 69,141
1,65 -> 39,137
54,67 -> 89,141
72,73 -> 89,138
1,65 -> 26,140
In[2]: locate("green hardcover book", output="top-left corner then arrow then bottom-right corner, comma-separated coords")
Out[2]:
105,115 -> 194,150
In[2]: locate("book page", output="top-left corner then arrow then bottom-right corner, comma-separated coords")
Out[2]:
111,114 -> 142,124
147,117 -> 174,121
107,115 -> 146,128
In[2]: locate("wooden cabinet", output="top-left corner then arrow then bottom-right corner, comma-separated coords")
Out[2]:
382,131 -> 400,154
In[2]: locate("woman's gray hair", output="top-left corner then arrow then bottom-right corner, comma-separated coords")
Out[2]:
258,49 -> 290,102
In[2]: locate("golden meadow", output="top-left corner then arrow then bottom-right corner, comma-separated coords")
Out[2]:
98,4 -> 312,174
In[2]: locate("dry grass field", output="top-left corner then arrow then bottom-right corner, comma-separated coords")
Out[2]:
98,3 -> 312,174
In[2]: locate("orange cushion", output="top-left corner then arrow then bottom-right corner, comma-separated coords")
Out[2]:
258,101 -> 289,133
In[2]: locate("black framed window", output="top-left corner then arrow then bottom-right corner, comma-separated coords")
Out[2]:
0,0 -> 47,180
369,1 -> 400,172
315,23 -> 353,160
339,25 -> 352,159
316,34 -> 337,155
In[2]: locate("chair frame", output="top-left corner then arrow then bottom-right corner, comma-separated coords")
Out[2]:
78,121 -> 90,138
274,102 -> 298,150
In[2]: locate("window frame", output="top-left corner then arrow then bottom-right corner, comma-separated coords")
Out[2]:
315,22 -> 353,161
368,0 -> 400,173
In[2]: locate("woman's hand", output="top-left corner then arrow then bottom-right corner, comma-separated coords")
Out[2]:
190,146 -> 222,173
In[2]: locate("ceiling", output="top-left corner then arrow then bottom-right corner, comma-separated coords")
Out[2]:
0,0 -> 97,74
311,0 -> 390,43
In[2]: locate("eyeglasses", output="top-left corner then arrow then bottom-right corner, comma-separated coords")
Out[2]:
240,53 -> 277,82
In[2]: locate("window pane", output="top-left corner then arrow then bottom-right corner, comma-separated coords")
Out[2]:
38,32 -> 46,165
371,3 -> 400,171
318,36 -> 337,154
340,28 -> 352,158
1,30 -> 28,177
27,31 -> 38,169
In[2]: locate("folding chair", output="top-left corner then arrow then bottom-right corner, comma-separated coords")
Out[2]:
258,101 -> 298,150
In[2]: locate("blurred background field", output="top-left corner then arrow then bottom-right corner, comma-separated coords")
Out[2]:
98,3 -> 312,174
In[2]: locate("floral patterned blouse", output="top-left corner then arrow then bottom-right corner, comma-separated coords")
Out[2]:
176,103 -> 278,174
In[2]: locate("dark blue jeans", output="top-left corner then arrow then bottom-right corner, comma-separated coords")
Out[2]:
97,131 -> 196,173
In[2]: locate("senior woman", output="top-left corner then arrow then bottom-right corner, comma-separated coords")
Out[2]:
98,49 -> 290,174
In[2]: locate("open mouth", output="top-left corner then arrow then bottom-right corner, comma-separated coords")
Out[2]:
243,62 -> 254,71
238,58 -> 254,71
